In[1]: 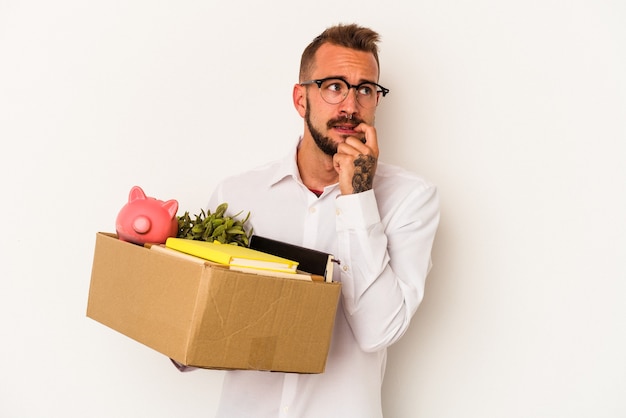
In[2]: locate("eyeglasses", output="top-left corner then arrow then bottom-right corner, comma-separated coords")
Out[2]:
300,77 -> 390,108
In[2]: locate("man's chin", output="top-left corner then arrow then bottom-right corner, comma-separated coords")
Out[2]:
313,138 -> 337,157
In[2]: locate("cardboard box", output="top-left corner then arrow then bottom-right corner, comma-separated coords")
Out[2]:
87,232 -> 341,373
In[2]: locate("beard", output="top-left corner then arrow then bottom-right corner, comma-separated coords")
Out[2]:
304,98 -> 365,157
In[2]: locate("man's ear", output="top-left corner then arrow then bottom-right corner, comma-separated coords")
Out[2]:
292,83 -> 307,118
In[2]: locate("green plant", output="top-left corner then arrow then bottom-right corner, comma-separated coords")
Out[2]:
177,203 -> 252,246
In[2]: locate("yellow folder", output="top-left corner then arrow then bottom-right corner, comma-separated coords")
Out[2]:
165,238 -> 299,273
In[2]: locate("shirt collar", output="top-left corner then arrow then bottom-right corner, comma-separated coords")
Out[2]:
268,137 -> 340,197
269,137 -> 303,187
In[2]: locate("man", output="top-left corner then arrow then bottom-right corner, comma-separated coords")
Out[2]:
206,23 -> 440,417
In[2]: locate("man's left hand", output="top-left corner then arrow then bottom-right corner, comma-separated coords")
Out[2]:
333,123 -> 380,195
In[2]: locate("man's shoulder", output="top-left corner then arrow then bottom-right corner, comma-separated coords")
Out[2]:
375,162 -> 435,192
372,162 -> 439,216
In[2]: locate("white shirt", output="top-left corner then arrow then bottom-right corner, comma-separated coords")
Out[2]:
207,139 -> 440,418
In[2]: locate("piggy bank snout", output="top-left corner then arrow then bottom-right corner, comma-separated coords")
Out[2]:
132,215 -> 152,234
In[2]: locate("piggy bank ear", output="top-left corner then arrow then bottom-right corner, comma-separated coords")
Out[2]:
128,186 -> 147,202
162,199 -> 179,218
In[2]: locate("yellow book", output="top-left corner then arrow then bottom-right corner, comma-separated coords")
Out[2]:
228,266 -> 326,282
165,238 -> 299,273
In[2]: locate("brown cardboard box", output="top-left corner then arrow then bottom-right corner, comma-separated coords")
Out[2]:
87,232 -> 341,373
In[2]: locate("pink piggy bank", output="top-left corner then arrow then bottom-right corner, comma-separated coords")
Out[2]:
115,186 -> 179,245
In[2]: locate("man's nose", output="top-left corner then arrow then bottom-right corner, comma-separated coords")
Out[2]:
340,87 -> 360,114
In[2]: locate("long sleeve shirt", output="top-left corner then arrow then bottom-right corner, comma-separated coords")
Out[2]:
206,138 -> 440,418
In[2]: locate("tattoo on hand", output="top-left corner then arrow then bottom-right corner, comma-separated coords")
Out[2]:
352,154 -> 376,193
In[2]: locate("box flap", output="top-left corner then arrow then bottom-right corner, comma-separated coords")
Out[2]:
87,233 -> 205,360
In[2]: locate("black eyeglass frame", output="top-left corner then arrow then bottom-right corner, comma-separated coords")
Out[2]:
300,77 -> 390,105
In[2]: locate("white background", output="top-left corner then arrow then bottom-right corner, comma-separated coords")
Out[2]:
1,1 -> 624,417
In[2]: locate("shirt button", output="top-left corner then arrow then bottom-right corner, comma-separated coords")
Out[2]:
309,207 -> 317,214
342,265 -> 349,272
335,209 -> 341,215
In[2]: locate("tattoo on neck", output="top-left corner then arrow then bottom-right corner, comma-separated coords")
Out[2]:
352,154 -> 376,193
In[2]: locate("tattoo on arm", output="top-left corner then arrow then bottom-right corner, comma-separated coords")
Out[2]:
352,154 -> 376,193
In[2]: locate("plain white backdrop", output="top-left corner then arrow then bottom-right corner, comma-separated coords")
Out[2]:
1,1 -> 624,417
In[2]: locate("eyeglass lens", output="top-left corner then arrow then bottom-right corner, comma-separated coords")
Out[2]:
319,79 -> 379,107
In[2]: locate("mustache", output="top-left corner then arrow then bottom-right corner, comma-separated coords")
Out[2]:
326,115 -> 364,129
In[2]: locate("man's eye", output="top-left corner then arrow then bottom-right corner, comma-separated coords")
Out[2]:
358,85 -> 374,96
327,82 -> 343,92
